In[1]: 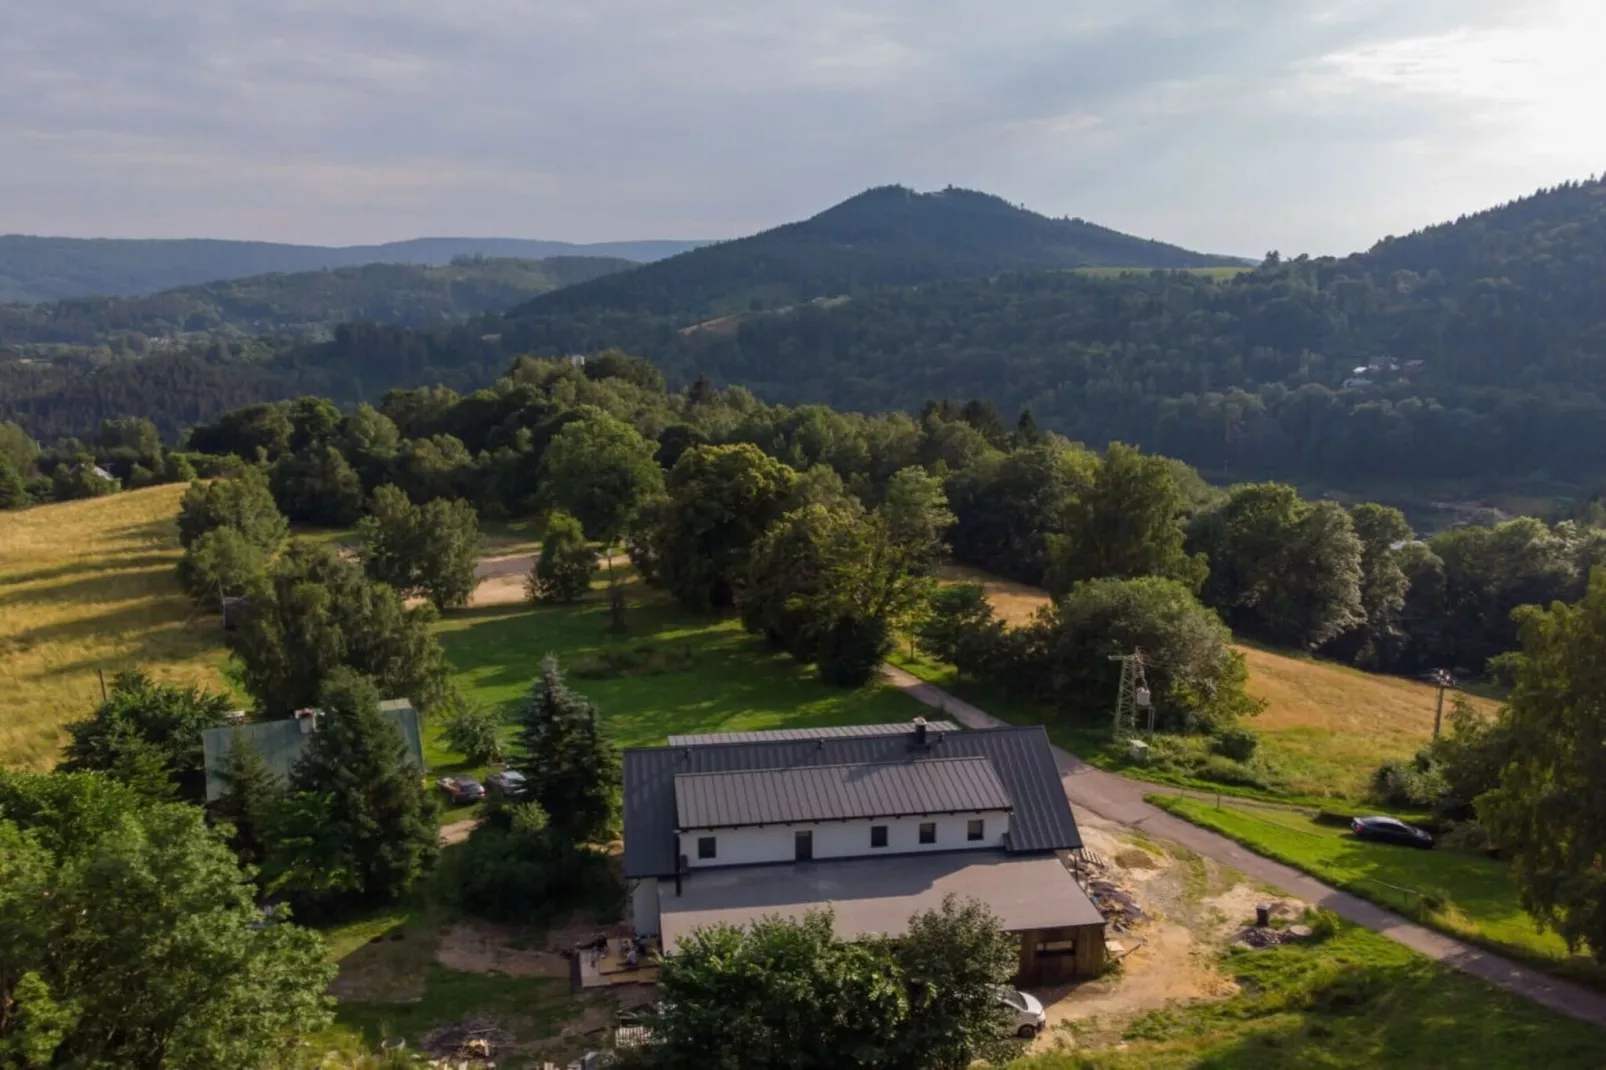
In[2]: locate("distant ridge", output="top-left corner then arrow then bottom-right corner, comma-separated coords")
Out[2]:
511,185 -> 1250,320
0,234 -> 709,303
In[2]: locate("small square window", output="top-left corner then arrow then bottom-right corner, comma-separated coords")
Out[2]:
967,818 -> 985,841
697,836 -> 716,860
918,822 -> 936,845
870,825 -> 889,848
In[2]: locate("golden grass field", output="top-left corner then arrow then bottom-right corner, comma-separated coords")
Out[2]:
934,564 -> 1499,797
0,485 -> 233,770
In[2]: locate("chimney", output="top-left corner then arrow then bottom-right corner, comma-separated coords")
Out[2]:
294,708 -> 319,735
913,716 -> 928,746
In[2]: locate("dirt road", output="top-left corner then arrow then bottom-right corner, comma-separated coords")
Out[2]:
881,664 -> 1606,1030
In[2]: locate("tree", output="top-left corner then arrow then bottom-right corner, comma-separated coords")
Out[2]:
946,441 -> 1095,586
270,445 -> 364,526
649,910 -> 908,1070
881,466 -> 955,571
511,658 -> 621,844
530,510 -> 597,602
229,541 -> 451,717
1479,570 -> 1606,960
271,669 -> 439,910
1327,503 -> 1414,667
356,484 -> 482,609
58,672 -> 233,804
0,771 -> 333,1068
1192,483 -> 1364,649
655,443 -> 798,609
334,403 -> 401,488
890,896 -> 1019,1070
97,415 -> 161,457
0,453 -> 28,509
914,584 -> 1004,678
1046,442 -> 1206,595
178,525 -> 269,608
50,457 -> 118,501
440,701 -> 505,765
453,801 -> 616,923
186,402 -> 293,460
744,504 -> 935,686
0,419 -> 39,474
1029,577 -> 1260,733
541,411 -> 664,628
177,466 -> 288,553
211,741 -> 284,871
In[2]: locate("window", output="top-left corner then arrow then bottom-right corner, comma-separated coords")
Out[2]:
697,836 -> 716,860
918,822 -> 936,845
967,818 -> 985,841
870,825 -> 889,848
1035,937 -> 1078,959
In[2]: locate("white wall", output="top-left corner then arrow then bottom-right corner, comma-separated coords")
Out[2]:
630,878 -> 661,936
680,810 -> 1009,869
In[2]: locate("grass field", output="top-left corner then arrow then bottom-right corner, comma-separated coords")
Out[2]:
1008,921 -> 1604,1069
0,485 -> 234,769
1150,795 -> 1604,989
925,567 -> 1497,800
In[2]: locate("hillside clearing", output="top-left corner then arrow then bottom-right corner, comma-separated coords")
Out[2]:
0,486 -> 234,769
929,567 -> 1496,799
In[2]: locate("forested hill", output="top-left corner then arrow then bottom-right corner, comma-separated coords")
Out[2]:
0,256 -> 632,347
0,234 -> 706,303
510,185 -> 1248,319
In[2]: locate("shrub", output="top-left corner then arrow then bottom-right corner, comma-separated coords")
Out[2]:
1211,725 -> 1260,761
1439,821 -> 1494,854
452,804 -> 619,923
1370,758 -> 1445,809
530,511 -> 597,603
570,642 -> 696,680
440,702 -> 505,764
1199,754 -> 1274,789
1304,907 -> 1340,942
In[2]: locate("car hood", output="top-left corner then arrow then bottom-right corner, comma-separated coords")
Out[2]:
1016,991 -> 1044,1016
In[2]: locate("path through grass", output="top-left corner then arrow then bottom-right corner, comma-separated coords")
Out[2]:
1151,795 -> 1604,989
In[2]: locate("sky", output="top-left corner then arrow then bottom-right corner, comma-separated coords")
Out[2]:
3,0 -> 1603,257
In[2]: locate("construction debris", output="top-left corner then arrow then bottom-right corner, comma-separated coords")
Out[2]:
420,1019 -> 514,1061
1089,878 -> 1148,932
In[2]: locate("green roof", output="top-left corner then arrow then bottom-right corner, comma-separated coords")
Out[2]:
200,699 -> 423,801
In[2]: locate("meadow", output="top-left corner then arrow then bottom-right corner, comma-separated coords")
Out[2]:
1151,795 -> 1603,989
0,484 -> 236,769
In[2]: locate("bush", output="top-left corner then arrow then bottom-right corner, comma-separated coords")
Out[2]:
1304,907 -> 1340,942
1370,758 -> 1445,809
1438,821 -> 1494,854
571,642 -> 696,680
1198,754 -> 1276,790
452,804 -> 619,923
440,702 -> 505,764
1211,725 -> 1260,761
530,511 -> 597,603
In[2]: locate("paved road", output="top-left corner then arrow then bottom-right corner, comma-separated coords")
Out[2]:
882,665 -> 1606,1029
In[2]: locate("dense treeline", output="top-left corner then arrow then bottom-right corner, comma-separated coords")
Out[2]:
0,255 -> 629,348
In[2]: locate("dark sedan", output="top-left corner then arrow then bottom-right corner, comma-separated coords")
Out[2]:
437,775 -> 486,805
1351,815 -> 1434,849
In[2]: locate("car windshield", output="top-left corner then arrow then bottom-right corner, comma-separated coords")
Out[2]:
998,990 -> 1027,1011
459,778 -> 481,788
502,772 -> 525,783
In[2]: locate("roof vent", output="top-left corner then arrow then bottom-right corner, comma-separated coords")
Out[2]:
913,717 -> 928,746
294,708 -> 319,735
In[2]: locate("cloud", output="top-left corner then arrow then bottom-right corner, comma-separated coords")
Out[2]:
0,0 -> 1600,254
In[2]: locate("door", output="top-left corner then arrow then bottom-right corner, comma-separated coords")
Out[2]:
794,830 -> 813,862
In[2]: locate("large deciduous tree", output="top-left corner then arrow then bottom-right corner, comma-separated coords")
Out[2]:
1045,442 -> 1207,595
176,466 -> 288,553
945,440 -> 1095,586
654,443 -> 798,610
510,657 -> 621,844
178,525 -> 269,608
1325,502 -> 1414,667
229,540 -> 451,716
0,771 -> 334,1068
1479,570 -> 1606,961
58,672 -> 233,804
529,510 -> 597,602
356,483 -> 482,609
269,445 -> 365,527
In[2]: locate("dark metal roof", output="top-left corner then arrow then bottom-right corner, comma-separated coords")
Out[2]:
623,725 -> 1081,878
668,721 -> 961,746
674,757 -> 1011,830
200,699 -> 422,802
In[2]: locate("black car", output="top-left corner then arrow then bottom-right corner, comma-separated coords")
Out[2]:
1351,815 -> 1434,849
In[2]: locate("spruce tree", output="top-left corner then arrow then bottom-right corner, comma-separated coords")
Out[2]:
278,669 -> 438,907
512,657 -> 621,843
213,741 -> 285,871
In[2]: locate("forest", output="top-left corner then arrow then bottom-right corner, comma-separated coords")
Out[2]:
3,178 -> 1605,491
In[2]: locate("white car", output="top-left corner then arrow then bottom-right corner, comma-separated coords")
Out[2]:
999,987 -> 1046,1039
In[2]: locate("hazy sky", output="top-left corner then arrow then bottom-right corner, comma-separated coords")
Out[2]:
3,0 -> 1603,256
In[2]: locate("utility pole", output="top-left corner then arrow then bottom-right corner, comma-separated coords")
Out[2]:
1109,649 -> 1153,739
1430,669 -> 1454,740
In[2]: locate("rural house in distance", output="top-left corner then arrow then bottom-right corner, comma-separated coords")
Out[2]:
622,719 -> 1107,985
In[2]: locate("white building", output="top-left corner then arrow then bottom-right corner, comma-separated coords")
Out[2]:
621,719 -> 1107,984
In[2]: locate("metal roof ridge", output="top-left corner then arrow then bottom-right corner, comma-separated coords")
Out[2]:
672,755 -> 995,779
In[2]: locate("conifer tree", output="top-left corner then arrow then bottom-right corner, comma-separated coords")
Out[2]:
212,741 -> 284,871
511,657 -> 621,843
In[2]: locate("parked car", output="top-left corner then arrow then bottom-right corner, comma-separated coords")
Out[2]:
486,769 -> 527,800
437,775 -> 485,805
1351,815 -> 1434,849
998,987 -> 1046,1038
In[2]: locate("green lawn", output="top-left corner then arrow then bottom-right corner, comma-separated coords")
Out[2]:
1151,795 -> 1605,989
1009,922 -> 1604,1069
435,579 -> 926,752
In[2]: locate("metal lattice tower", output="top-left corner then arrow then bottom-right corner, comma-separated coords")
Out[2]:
1108,649 -> 1152,739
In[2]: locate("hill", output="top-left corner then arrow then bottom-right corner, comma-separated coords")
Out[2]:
0,256 -> 632,347
0,484 -> 234,770
0,234 -> 707,303
509,185 -> 1248,319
